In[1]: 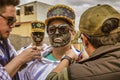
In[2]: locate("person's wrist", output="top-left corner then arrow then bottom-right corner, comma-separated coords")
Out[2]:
14,56 -> 25,65
61,55 -> 74,65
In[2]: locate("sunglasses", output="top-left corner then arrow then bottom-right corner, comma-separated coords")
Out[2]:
47,24 -> 72,35
32,32 -> 44,36
0,14 -> 16,26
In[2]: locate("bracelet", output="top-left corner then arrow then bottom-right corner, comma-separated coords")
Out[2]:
61,55 -> 74,65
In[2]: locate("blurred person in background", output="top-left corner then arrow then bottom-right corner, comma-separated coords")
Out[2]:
17,21 -> 48,54
17,21 -> 49,80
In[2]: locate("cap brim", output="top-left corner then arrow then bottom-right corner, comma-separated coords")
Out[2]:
31,29 -> 45,32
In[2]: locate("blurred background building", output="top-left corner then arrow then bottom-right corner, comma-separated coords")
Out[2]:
12,1 -> 51,37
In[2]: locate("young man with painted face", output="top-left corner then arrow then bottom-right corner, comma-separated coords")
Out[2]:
17,21 -> 48,80
0,0 -> 41,80
23,4 -> 81,80
31,21 -> 47,47
17,21 -> 47,54
46,4 -> 120,80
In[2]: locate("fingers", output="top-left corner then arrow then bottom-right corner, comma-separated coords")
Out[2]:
34,51 -> 41,57
33,56 -> 41,61
37,46 -> 44,51
19,46 -> 42,62
31,47 -> 41,57
31,47 -> 42,60
32,46 -> 44,52
32,46 -> 37,50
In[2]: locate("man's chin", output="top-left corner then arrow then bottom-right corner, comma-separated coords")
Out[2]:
52,43 -> 66,48
3,35 -> 9,39
35,41 -> 42,44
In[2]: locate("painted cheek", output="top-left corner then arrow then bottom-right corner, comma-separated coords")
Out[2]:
49,35 -> 53,42
49,33 -> 71,48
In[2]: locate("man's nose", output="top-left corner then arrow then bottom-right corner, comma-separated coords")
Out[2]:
55,28 -> 59,34
37,34 -> 40,37
9,23 -> 16,28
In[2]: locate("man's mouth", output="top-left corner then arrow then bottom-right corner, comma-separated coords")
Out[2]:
54,38 -> 63,43
6,31 -> 10,35
35,38 -> 41,41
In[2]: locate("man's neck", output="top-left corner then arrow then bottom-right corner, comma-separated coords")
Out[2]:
32,42 -> 42,46
86,44 -> 96,56
52,45 -> 71,60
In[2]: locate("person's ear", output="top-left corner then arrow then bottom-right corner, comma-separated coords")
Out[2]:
31,33 -> 33,37
81,34 -> 88,48
71,30 -> 76,41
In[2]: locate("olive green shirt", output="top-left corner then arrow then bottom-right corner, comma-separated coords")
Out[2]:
45,68 -> 68,80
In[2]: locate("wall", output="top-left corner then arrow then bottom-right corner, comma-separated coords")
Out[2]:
36,2 -> 51,21
20,3 -> 37,22
11,22 -> 31,36
9,34 -> 50,50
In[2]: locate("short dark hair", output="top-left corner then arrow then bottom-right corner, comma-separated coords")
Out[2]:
84,18 -> 120,48
0,0 -> 20,13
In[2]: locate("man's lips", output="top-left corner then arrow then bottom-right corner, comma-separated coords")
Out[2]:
6,31 -> 10,35
54,38 -> 63,42
36,38 -> 41,40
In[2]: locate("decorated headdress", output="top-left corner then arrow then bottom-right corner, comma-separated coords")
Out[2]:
45,4 -> 75,27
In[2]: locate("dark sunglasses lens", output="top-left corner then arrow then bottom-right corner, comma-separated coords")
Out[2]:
7,17 -> 16,26
32,32 -> 44,35
48,27 -> 56,34
59,25 -> 69,34
32,32 -> 39,35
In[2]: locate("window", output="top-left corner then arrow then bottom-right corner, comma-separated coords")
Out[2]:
16,9 -> 20,16
24,6 -> 34,15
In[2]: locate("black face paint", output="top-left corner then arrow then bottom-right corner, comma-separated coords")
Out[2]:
47,24 -> 72,48
32,32 -> 44,46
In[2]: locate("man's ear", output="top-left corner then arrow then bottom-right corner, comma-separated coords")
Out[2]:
31,33 -> 33,37
71,30 -> 76,41
81,34 -> 88,48
31,32 -> 34,39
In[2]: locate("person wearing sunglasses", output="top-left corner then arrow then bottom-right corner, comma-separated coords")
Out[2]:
46,4 -> 120,80
17,21 -> 49,80
22,4 -> 82,80
0,0 -> 41,80
17,21 -> 48,54
31,21 -> 47,47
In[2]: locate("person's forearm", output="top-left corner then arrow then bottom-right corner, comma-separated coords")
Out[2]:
52,49 -> 77,73
4,56 -> 24,77
52,59 -> 69,73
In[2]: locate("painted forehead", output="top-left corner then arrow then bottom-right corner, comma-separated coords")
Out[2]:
48,18 -> 72,26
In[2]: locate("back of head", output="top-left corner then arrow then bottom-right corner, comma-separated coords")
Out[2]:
79,4 -> 120,36
79,4 -> 120,48
0,0 -> 20,13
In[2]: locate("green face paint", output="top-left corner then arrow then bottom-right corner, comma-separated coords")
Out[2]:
47,24 -> 71,48
32,32 -> 44,46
